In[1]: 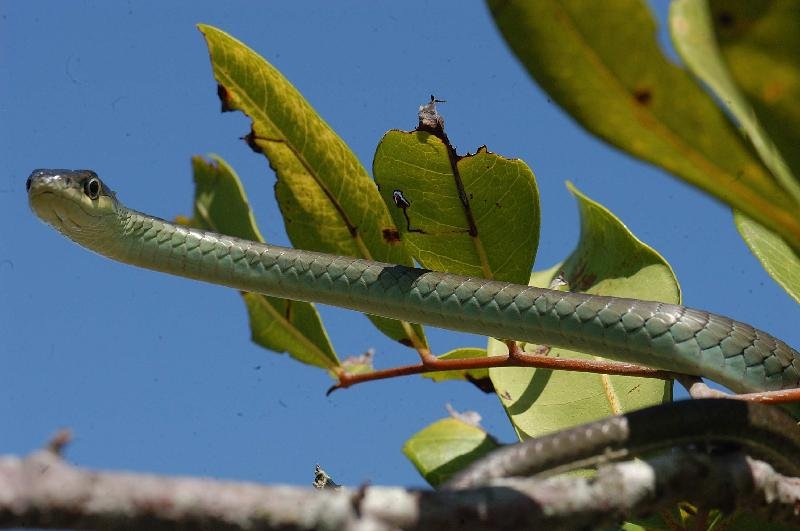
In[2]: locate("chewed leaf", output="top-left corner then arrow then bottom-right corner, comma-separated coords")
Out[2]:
490,183 -> 676,440
374,131 -> 539,285
735,211 -> 800,304
487,0 -> 800,250
198,24 -> 426,349
402,417 -> 500,487
186,155 -> 339,371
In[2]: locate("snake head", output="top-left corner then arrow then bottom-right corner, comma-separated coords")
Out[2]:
27,169 -> 119,245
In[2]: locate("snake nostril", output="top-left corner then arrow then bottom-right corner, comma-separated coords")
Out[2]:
25,176 -> 32,192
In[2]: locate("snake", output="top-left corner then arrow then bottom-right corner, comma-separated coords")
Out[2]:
27,169 -> 800,395
444,398 -> 800,488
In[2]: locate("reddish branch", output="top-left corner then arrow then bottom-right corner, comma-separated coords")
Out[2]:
332,341 -> 677,394
332,342 -> 800,405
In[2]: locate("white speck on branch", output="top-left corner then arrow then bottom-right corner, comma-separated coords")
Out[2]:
0,448 -> 798,530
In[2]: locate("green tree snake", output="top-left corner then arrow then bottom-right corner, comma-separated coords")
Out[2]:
26,169 -> 800,483
27,169 -> 800,395
445,398 -> 800,488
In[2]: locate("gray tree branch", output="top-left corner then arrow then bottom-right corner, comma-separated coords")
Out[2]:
1,448 -> 798,530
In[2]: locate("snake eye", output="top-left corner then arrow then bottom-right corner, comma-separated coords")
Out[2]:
84,177 -> 101,199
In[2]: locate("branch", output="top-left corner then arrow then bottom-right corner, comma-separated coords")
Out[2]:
679,375 -> 800,404
1,448 -> 798,530
331,341 -> 676,393
334,345 -> 800,406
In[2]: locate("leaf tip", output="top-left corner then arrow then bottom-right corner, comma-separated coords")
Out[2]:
564,180 -> 579,195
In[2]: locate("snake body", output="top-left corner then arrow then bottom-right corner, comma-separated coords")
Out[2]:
444,398 -> 800,487
27,169 -> 800,394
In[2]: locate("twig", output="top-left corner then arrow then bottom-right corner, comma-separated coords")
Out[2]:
330,342 -> 677,393
333,346 -> 800,406
45,429 -> 72,456
679,376 -> 800,404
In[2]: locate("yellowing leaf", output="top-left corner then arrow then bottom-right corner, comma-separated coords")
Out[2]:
710,0 -> 800,192
487,0 -> 800,250
198,24 -> 426,349
670,0 -> 800,205
186,155 -> 339,371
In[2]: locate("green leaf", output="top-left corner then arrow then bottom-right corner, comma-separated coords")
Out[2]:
735,211 -> 800,304
402,417 -> 500,487
422,348 -> 489,383
373,131 -> 539,285
487,0 -> 800,251
670,0 -> 800,205
187,155 -> 339,370
198,24 -> 426,349
490,183 -> 675,440
709,0 -> 800,194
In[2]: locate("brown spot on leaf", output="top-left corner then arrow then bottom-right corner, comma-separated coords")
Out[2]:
382,228 -> 401,244
217,84 -> 235,112
633,87 -> 652,106
763,81 -> 786,103
716,10 -> 734,28
399,338 -> 413,347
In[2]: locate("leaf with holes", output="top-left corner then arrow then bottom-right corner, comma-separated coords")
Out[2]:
402,417 -> 501,487
373,131 -> 539,285
185,155 -> 339,371
489,183 -> 675,440
487,0 -> 800,250
198,24 -> 426,349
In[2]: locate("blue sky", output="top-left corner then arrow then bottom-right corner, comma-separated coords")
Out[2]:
2,2 -> 797,487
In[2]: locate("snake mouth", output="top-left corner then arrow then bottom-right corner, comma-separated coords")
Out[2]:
28,190 -> 64,227
29,186 -> 109,237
